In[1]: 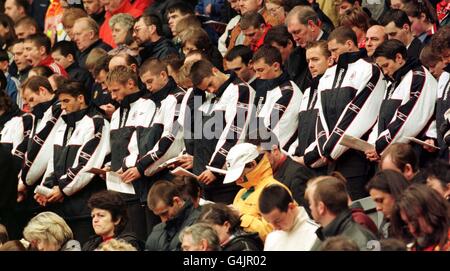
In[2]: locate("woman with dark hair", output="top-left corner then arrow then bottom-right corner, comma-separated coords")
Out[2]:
197,203 -> 263,251
390,184 -> 450,251
0,13 -> 17,49
180,27 -> 223,70
403,0 -> 438,44
82,191 -> 143,251
366,170 -> 410,238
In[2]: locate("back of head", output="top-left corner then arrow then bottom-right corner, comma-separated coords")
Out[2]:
380,143 -> 418,173
0,240 -> 27,251
320,236 -> 360,251
431,25 -> 450,55
419,43 -> 440,67
328,26 -> 358,47
55,80 -> 89,104
339,7 -> 370,32
380,238 -> 406,251
107,65 -> 138,86
22,75 -> 53,94
97,239 -> 137,251
139,57 -> 168,77
62,7 -> 88,28
85,48 -> 108,72
373,39 -> 407,60
259,184 -> 293,214
147,180 -> 182,211
224,45 -> 253,65
198,203 -> 241,233
286,5 -> 319,26
179,223 -> 221,251
379,9 -> 411,28
424,159 -> 450,187
189,59 -> 215,87
15,16 -> 38,30
23,211 -> 73,250
88,191 -> 128,234
240,11 -> 265,31
172,176 -> 201,204
52,40 -> 77,58
366,170 -> 410,199
252,44 -> 283,66
311,176 -> 349,215
264,25 -> 294,48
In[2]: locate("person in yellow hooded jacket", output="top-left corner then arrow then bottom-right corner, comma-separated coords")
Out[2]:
223,142 -> 290,241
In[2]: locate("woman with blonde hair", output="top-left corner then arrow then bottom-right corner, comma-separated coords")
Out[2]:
23,211 -> 81,251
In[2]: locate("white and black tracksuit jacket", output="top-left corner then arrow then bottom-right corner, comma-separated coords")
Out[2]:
132,78 -> 186,177
206,73 -> 255,170
18,98 -> 64,188
42,107 -> 110,219
316,51 -> 386,161
257,72 -> 302,153
368,58 -> 437,155
436,64 -> 450,159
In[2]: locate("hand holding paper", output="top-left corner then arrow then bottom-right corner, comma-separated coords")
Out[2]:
106,172 -> 135,195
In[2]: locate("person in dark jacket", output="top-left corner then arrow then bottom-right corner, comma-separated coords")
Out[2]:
146,180 -> 201,251
83,191 -> 144,251
51,41 -> 94,93
285,5 -> 329,92
0,90 -> 21,131
198,203 -> 263,251
133,14 -> 179,64
307,176 -> 378,250
73,17 -> 112,69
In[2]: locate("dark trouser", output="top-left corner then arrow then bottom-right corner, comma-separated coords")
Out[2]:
328,149 -> 370,201
67,217 -> 95,246
124,201 -> 161,242
203,181 -> 241,204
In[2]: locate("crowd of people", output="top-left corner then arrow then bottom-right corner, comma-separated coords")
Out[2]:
0,0 -> 449,251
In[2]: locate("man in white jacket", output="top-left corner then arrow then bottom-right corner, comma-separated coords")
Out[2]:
259,184 -> 319,251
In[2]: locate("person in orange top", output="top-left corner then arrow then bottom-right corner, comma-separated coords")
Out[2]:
99,0 -> 143,48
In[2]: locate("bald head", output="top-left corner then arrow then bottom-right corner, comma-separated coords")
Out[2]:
366,25 -> 387,57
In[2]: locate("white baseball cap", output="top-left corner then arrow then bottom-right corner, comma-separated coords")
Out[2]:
223,143 -> 260,184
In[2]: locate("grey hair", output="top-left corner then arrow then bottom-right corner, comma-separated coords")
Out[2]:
179,223 -> 221,251
109,13 -> 135,30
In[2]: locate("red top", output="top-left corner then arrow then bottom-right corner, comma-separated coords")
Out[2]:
39,55 -> 68,77
437,0 -> 450,24
249,24 -> 272,52
99,0 -> 143,48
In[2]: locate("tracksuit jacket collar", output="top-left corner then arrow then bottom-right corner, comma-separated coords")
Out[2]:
148,77 -> 176,103
392,57 -> 422,83
62,107 -> 89,127
120,91 -> 142,108
216,72 -> 239,98
32,96 -> 57,119
336,50 -> 365,70
263,72 -> 290,91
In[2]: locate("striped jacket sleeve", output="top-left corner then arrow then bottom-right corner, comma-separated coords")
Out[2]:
375,68 -> 438,154
209,84 -> 253,168
322,65 -> 385,160
136,94 -> 184,175
20,107 -> 63,186
58,117 -> 110,196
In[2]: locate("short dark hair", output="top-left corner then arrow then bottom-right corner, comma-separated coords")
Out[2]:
240,11 -> 265,30
264,25 -> 295,48
25,33 -> 51,54
328,26 -> 357,46
51,40 -> 77,58
88,191 -> 128,235
12,0 -> 30,11
29,66 -> 54,77
172,176 -> 201,204
305,40 -> 331,58
381,143 -> 418,173
366,170 -> 410,199
147,180 -> 182,211
55,80 -> 89,104
93,54 -> 113,78
424,159 -> 450,188
198,203 -> 241,233
139,14 -> 163,36
167,1 -> 194,16
320,236 -> 360,251
403,0 -> 437,24
0,90 -> 14,113
224,45 -> 253,65
0,50 -> 9,62
15,16 -> 38,30
379,9 -> 411,28
312,176 -> 349,215
420,43 -> 441,66
431,26 -> 450,55
373,39 -> 407,60
259,185 -> 294,214
139,57 -> 168,77
252,45 -> 282,66
189,59 -> 215,87
22,75 -> 53,94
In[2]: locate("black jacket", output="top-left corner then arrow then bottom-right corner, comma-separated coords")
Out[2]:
222,230 -> 263,251
66,62 -> 94,94
90,10 -> 106,27
138,38 -> 178,64
145,201 -> 201,251
286,31 -> 329,92
273,156 -> 315,210
82,231 -> 144,251
312,209 -> 377,251
407,37 -> 424,61
76,39 -> 112,69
